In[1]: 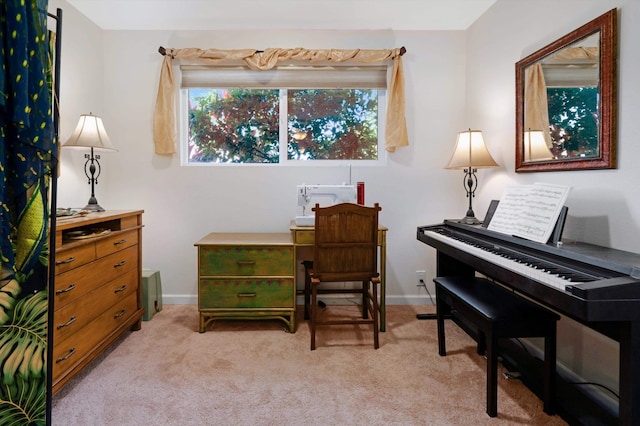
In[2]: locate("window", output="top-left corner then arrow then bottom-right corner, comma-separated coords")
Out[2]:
287,89 -> 379,161
187,88 -> 280,163
180,66 -> 386,165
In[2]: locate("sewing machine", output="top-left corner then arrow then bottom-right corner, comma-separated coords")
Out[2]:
295,184 -> 357,226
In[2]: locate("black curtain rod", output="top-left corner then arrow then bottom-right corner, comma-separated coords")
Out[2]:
158,46 -> 406,57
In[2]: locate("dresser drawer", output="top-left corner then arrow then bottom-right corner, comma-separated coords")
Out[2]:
54,245 -> 139,309
199,278 -> 294,309
292,229 -> 384,245
199,246 -> 293,276
55,244 -> 96,275
293,230 -> 315,244
53,293 -> 138,382
53,269 -> 138,343
95,229 -> 138,258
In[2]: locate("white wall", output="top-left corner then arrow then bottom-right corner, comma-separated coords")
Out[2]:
466,0 -> 636,401
51,0 -> 469,305
49,0 -> 106,197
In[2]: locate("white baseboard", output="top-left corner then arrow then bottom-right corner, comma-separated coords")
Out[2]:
162,294 -> 198,304
161,294 -> 436,306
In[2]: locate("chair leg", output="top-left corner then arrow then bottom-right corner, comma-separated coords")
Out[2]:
310,278 -> 380,350
543,325 -> 557,414
310,282 -> 317,350
435,287 -> 447,356
362,281 -> 369,319
371,279 -> 379,349
303,261 -> 312,321
477,330 -> 486,355
486,330 -> 498,417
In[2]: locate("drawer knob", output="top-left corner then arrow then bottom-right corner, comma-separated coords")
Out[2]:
113,260 -> 127,268
114,239 -> 127,246
57,316 -> 77,330
237,261 -> 256,266
55,283 -> 76,295
114,309 -> 126,319
56,347 -> 76,363
114,285 -> 127,293
55,256 -> 75,265
237,293 -> 257,298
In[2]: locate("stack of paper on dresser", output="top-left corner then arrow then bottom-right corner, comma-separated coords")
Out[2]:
487,183 -> 571,244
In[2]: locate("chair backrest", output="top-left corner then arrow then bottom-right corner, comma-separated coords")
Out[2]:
312,202 -> 381,282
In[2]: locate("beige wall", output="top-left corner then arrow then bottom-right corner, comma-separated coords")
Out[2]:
467,0 -> 634,405
51,0 -> 469,307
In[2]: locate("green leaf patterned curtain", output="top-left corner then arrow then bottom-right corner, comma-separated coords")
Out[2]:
0,0 -> 56,424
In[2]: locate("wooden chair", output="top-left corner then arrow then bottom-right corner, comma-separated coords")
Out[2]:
303,202 -> 382,350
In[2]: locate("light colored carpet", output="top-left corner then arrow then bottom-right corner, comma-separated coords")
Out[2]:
51,305 -> 568,425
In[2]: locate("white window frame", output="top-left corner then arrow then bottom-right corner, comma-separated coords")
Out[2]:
178,65 -> 388,166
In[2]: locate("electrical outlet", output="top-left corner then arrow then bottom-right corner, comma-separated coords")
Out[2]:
416,270 -> 426,287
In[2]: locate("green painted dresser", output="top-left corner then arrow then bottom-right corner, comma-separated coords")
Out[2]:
195,233 -> 296,332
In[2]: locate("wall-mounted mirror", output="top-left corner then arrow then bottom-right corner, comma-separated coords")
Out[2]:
515,9 -> 617,172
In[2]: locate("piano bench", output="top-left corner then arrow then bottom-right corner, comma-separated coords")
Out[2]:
434,276 -> 560,418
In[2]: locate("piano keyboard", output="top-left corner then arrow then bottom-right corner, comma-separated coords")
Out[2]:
423,227 -> 601,291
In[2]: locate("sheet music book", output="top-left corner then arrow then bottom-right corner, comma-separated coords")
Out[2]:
486,183 -> 571,244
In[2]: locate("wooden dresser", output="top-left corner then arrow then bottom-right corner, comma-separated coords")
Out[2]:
52,210 -> 144,394
195,233 -> 296,333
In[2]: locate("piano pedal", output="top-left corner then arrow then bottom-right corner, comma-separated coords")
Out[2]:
503,371 -> 522,380
482,354 -> 504,364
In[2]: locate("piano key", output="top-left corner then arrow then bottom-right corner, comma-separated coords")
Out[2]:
424,228 -> 598,291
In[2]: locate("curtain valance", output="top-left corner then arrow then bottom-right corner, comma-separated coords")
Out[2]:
542,46 -> 598,64
153,46 -> 408,155
180,65 -> 388,90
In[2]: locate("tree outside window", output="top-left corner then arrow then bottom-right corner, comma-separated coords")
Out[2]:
547,87 -> 598,158
187,88 -> 379,164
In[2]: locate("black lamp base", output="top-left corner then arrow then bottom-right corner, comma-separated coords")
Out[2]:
83,203 -> 105,212
457,215 -> 482,225
454,206 -> 482,225
83,149 -> 105,212
84,196 -> 105,212
456,168 -> 482,225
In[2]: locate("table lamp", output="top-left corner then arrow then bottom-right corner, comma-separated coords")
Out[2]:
446,129 -> 498,225
524,129 -> 554,161
63,113 -> 117,212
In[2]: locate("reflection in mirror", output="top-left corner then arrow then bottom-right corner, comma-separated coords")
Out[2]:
516,9 -> 617,172
525,34 -> 599,161
524,130 -> 553,162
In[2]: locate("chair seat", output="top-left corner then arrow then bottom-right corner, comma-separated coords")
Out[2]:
436,275 -> 559,323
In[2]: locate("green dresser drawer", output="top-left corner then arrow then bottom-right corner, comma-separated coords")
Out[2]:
199,245 -> 293,276
199,278 -> 294,309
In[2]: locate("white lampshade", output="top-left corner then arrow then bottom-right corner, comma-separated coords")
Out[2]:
446,129 -> 498,169
63,113 -> 117,151
524,129 -> 553,161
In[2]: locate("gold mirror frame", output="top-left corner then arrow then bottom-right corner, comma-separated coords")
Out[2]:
515,9 -> 617,172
